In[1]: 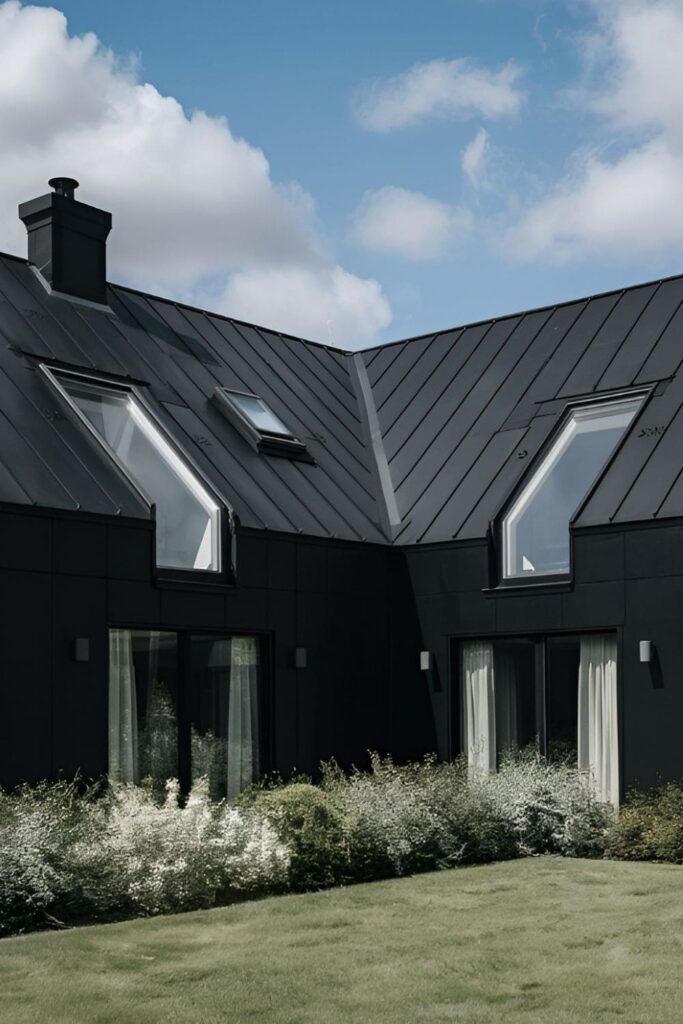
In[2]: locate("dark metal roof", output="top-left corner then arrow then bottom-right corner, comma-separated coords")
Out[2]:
1,249 -> 683,545
360,275 -> 683,544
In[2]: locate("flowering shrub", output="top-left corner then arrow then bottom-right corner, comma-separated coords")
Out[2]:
0,753 -> 640,938
0,779 -> 289,936
321,754 -> 517,880
480,748 -> 614,858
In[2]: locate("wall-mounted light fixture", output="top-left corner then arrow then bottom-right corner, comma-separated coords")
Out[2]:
639,640 -> 653,664
294,647 -> 307,670
73,638 -> 90,663
419,650 -> 432,672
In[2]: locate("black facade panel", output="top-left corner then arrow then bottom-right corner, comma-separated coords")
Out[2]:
107,578 -> 161,626
495,591 -> 564,634
53,518 -> 107,577
0,569 -> 52,785
106,523 -> 153,581
0,511 -> 51,572
160,589 -> 227,630
624,524 -> 683,579
573,531 -> 625,584
51,574 -> 108,781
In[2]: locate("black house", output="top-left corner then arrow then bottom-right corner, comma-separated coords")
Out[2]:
2,178 -> 682,806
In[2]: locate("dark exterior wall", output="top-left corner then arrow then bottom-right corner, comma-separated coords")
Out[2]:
405,522 -> 683,791
0,507 -> 431,789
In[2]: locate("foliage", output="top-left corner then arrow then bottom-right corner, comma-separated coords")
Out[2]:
481,746 -> 614,858
0,778 -> 289,936
605,781 -> 683,863
248,783 -> 347,891
321,754 -> 517,880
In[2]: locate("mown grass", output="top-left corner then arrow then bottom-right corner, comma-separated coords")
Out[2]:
1,857 -> 681,1024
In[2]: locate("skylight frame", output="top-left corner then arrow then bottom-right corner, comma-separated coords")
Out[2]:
41,364 -> 227,576
213,386 -> 312,461
497,389 -> 648,586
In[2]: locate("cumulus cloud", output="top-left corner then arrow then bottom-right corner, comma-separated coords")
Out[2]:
507,0 -> 683,262
350,186 -> 472,260
221,267 -> 391,345
0,1 -> 391,346
461,128 -> 490,190
353,57 -> 523,132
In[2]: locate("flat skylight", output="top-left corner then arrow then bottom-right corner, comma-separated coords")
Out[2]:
224,390 -> 292,437
213,387 -> 311,460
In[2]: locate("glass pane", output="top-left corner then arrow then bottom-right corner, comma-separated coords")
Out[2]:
59,379 -> 220,571
546,636 -> 580,764
190,634 -> 260,800
228,392 -> 291,436
493,640 -> 538,761
503,397 -> 642,577
108,629 -> 178,797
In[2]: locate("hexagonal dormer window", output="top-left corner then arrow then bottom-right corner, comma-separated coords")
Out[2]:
502,395 -> 644,580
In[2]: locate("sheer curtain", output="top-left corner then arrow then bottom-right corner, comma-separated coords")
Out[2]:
108,628 -> 139,783
226,636 -> 260,800
577,634 -> 619,808
494,650 -> 518,754
463,640 -> 496,777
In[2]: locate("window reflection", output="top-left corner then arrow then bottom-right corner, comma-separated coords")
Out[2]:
503,397 -> 642,578
108,629 -> 178,796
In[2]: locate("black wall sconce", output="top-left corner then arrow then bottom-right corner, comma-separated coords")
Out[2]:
73,637 -> 90,663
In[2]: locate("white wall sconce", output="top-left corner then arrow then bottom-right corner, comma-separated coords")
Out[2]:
294,647 -> 307,669
419,650 -> 432,671
639,640 -> 653,664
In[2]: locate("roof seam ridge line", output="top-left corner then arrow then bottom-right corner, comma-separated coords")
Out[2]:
348,353 -> 403,542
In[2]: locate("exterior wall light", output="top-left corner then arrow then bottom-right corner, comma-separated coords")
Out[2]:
419,650 -> 432,671
639,640 -> 653,664
294,647 -> 307,669
73,638 -> 90,663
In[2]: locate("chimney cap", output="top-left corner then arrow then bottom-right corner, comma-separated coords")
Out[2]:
48,177 -> 79,200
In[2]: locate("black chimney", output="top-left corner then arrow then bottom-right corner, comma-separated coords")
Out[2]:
18,178 -> 112,306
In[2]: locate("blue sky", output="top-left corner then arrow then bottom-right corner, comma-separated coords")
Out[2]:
2,1 -> 682,346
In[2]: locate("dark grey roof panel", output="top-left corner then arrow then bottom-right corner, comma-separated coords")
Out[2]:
597,278 -> 683,390
556,285 -> 658,399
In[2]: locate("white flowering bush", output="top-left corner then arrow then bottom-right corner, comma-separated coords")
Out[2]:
320,754 -> 517,880
0,778 -> 289,936
479,747 -> 614,858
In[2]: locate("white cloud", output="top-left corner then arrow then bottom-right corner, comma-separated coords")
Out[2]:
507,0 -> 683,262
0,1 -> 391,347
353,57 -> 523,132
461,128 -> 490,190
221,267 -> 391,346
350,186 -> 472,260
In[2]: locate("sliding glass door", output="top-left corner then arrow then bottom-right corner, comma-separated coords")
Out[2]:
108,628 -> 265,799
458,632 -> 619,806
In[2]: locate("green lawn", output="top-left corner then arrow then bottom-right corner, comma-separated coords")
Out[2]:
1,858 -> 681,1024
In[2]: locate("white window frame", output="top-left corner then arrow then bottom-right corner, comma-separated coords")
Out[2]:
42,365 -> 223,573
501,393 -> 645,581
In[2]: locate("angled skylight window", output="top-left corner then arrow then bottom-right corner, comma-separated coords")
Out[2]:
502,395 -> 644,580
214,387 -> 311,460
46,370 -> 221,572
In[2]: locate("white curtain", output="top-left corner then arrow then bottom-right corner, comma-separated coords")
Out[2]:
577,634 -> 619,808
108,628 -> 139,783
494,650 -> 518,753
463,640 -> 496,777
226,636 -> 260,800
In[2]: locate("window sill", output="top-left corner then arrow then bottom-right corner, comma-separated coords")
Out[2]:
482,577 -> 573,597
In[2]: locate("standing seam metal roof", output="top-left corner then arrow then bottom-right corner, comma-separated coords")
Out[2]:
1,250 -> 683,545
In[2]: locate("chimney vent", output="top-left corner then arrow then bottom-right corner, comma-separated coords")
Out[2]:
48,177 -> 79,200
18,179 -> 112,306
